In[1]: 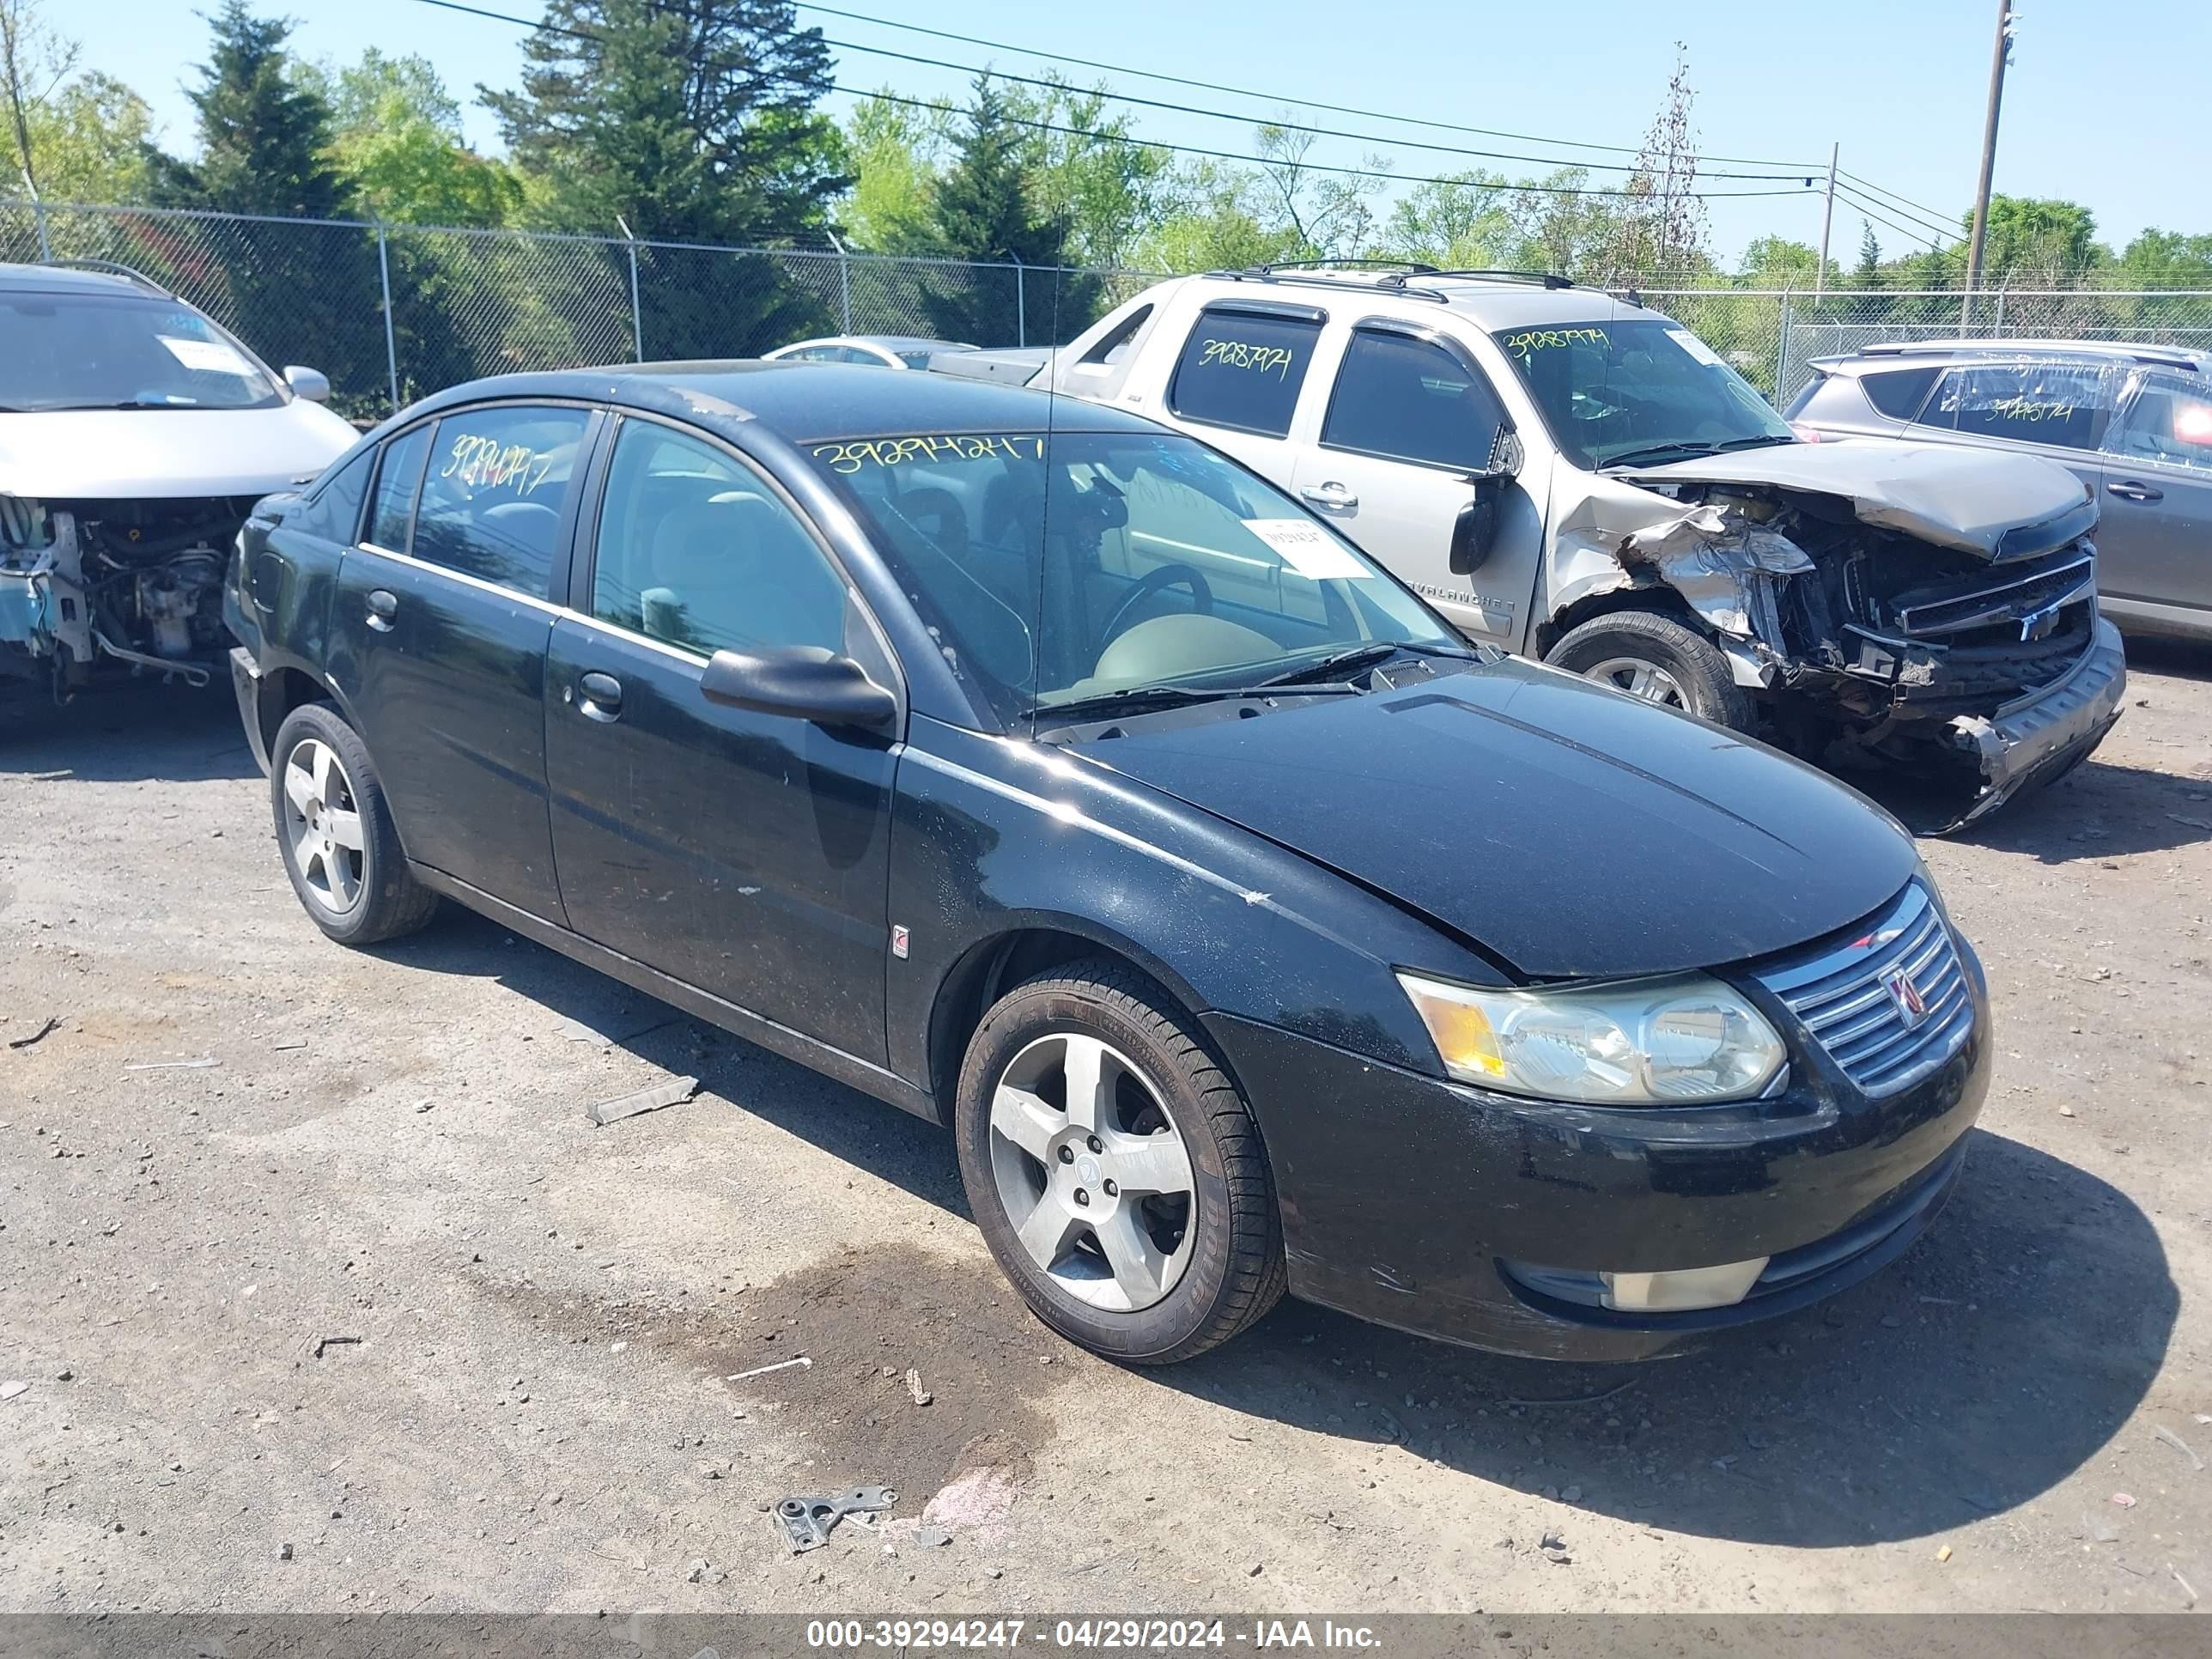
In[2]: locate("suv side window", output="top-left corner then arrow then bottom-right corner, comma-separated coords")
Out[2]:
1166,306 -> 1323,437
1322,327 -> 1507,470
366,425 -> 430,552
412,405 -> 592,599
1915,362 -> 2117,451
2104,371 -> 2212,471
289,447 -> 374,544
591,420 -> 848,658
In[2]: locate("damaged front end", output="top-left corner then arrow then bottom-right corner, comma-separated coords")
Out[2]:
1550,452 -> 2124,830
1,494 -> 251,702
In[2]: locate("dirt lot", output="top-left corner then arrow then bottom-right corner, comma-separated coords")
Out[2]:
3,642 -> 2210,1617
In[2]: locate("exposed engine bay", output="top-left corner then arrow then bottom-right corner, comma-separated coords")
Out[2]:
0,495 -> 252,696
1548,465 -> 2124,831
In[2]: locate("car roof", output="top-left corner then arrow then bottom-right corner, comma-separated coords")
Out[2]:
781,334 -> 977,353
1824,338 -> 2207,372
392,359 -> 1164,445
1174,268 -> 1674,332
0,260 -> 167,296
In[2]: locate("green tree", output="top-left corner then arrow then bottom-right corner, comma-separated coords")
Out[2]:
839,88 -> 953,254
1378,169 -> 1516,269
924,76 -> 1100,344
2113,228 -> 2212,289
149,2 -> 351,217
311,49 -> 518,226
1853,221 -> 1882,288
1737,235 -> 1819,288
1127,158 -> 1299,274
1968,195 -> 2101,284
1501,169 -> 1624,280
1003,76 -> 1170,271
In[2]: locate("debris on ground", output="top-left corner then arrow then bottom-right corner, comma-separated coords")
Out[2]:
2168,815 -> 2212,832
1540,1527 -> 1571,1565
7,1016 -> 60,1050
311,1335 -> 362,1359
921,1454 -> 1025,1536
727,1356 -> 810,1381
2174,1565 -> 2201,1607
774,1486 -> 896,1553
905,1367 -> 933,1407
587,1074 -> 701,1127
2112,1492 -> 2138,1508
2154,1425 -> 2205,1471
914,1526 -> 951,1548
2079,1510 -> 2119,1543
277,1543 -> 294,1562
122,1055 -> 218,1073
1936,1545 -> 1954,1563
271,1037 -> 308,1052
0,1381 -> 27,1401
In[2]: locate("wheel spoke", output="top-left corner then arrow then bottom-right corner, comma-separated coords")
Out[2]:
1104,1128 -> 1194,1198
325,808 -> 365,853
990,1083 -> 1060,1164
312,743 -> 338,808
1091,1208 -> 1170,1307
1012,1192 -> 1083,1272
283,761 -> 317,815
327,849 -> 360,906
290,823 -> 319,874
1060,1034 -> 1109,1133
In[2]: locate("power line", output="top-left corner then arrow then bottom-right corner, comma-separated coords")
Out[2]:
403,0 -> 1821,203
797,2 -> 1832,172
1832,183 -> 1952,254
1831,179 -> 1957,244
1838,167 -> 1959,229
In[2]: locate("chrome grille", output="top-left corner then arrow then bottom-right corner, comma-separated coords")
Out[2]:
1754,883 -> 1975,1097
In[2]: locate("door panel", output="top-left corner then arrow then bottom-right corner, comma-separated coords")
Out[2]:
544,416 -> 894,1062
2098,371 -> 2212,617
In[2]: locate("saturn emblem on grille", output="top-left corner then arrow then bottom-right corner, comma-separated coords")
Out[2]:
1882,967 -> 1929,1028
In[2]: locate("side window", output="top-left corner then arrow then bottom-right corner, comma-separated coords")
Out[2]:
591,421 -> 848,658
367,425 -> 429,552
2105,372 -> 2212,471
411,406 -> 592,599
1322,328 -> 1507,470
1916,362 -> 2116,451
1166,307 -> 1323,437
289,447 -> 374,544
1860,366 -> 1941,420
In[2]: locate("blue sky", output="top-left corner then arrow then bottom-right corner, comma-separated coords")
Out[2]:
78,0 -> 2209,264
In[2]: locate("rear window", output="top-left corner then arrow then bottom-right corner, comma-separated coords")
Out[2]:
1166,307 -> 1322,437
411,406 -> 592,599
1915,363 -> 2117,451
1860,366 -> 1941,419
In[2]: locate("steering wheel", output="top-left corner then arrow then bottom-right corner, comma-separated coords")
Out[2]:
1100,563 -> 1214,652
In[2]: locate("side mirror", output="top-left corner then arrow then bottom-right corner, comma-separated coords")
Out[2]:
284,365 -> 331,404
700,645 -> 897,732
1450,477 -> 1504,576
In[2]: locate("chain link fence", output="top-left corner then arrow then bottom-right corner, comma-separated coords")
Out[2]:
0,200 -> 1151,422
9,201 -> 2211,423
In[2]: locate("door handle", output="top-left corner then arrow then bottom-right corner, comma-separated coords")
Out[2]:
2107,479 -> 2164,502
1298,481 -> 1358,509
365,588 -> 398,632
577,670 -> 624,722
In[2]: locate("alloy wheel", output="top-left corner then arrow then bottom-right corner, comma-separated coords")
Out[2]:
281,737 -> 368,916
987,1031 -> 1198,1313
1585,655 -> 1690,708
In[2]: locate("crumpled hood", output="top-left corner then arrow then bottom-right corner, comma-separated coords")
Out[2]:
1080,658 -> 1918,981
1616,438 -> 2091,557
0,402 -> 357,499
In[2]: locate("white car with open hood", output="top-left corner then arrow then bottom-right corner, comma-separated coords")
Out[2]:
0,260 -> 356,708
958,264 -> 2125,829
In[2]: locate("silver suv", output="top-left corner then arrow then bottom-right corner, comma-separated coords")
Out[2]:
1018,266 -> 2126,828
1790,339 -> 2211,641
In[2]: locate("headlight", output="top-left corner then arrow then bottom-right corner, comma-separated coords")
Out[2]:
1396,970 -> 1786,1104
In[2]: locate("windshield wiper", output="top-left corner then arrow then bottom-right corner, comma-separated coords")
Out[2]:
1031,680 -> 1364,726
1605,434 -> 1796,469
1255,638 -> 1474,687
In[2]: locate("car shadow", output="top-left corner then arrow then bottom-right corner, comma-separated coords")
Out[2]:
2118,633 -> 2212,684
1,681 -> 260,783
1953,755 -> 2212,862
386,909 -> 2169,1550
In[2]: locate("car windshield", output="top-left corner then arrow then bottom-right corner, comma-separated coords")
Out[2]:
1492,318 -> 1795,469
807,429 -> 1459,726
0,290 -> 284,412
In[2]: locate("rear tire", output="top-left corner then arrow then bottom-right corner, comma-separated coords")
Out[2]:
1546,609 -> 1756,732
955,958 -> 1286,1364
270,702 -> 439,945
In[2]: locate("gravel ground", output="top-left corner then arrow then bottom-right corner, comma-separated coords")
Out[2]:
3,642 -> 2209,1616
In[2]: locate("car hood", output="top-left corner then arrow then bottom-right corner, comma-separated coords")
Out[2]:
1615,438 -> 2091,557
0,401 -> 358,499
1079,658 -> 1918,981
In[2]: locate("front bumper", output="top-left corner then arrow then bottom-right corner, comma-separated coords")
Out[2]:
1948,616 -> 2126,828
1200,937 -> 1990,1362
229,645 -> 273,774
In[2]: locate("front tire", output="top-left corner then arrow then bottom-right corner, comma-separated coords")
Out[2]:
270,702 -> 439,945
1546,609 -> 1755,732
955,959 -> 1286,1364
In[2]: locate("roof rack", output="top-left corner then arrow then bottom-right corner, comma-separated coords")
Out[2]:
1859,337 -> 2201,370
1200,263 -> 1584,306
42,258 -> 173,296
1416,268 -> 1580,291
1206,265 -> 1452,304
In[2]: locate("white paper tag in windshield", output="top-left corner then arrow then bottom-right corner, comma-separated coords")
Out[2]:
1667,328 -> 1724,368
1243,518 -> 1370,580
158,335 -> 255,377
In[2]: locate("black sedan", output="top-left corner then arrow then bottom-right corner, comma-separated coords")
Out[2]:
222,363 -> 1990,1364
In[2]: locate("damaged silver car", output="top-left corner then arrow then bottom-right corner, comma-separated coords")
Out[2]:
1013,266 -> 2126,828
0,261 -> 356,710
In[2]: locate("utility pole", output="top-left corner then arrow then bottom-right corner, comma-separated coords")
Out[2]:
1814,142 -> 1838,295
1963,0 -> 2015,324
